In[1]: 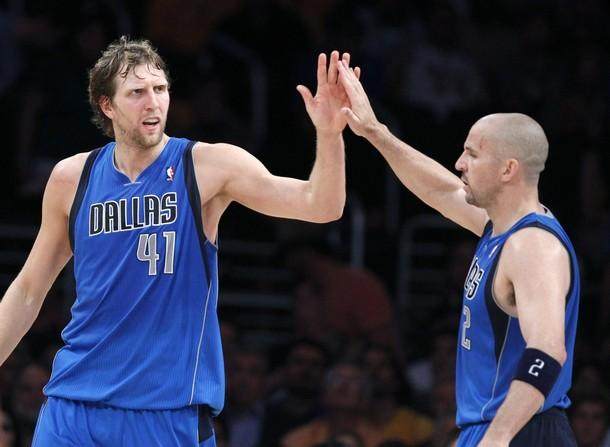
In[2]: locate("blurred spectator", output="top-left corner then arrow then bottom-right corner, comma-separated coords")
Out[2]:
378,442 -> 409,447
146,0 -> 241,55
1,0 -> 62,197
220,320 -> 240,365
315,430 -> 365,447
444,238 -> 477,306
333,431 -> 365,447
287,241 -> 399,355
425,377 -> 458,447
40,343 -> 63,373
406,331 -> 456,405
363,344 -> 433,446
408,237 -> 477,340
11,363 -> 49,447
0,407 -> 18,447
398,2 -> 486,124
0,346 -> 31,402
215,0 -> 313,141
572,362 -> 608,400
280,362 -> 375,447
260,339 -> 328,446
223,345 -> 268,447
14,2 -> 121,196
570,394 -> 610,447
27,287 -> 68,362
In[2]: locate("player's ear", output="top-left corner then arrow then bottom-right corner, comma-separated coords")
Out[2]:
99,96 -> 113,120
501,158 -> 519,182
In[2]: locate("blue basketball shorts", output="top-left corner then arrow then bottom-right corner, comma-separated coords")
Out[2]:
32,397 -> 216,446
457,407 -> 577,446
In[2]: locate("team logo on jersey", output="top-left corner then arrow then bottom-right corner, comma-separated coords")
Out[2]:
464,257 -> 484,300
166,166 -> 175,182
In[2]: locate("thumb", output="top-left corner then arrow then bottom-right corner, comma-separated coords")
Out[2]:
296,85 -> 313,107
341,107 -> 359,124
342,107 -> 364,135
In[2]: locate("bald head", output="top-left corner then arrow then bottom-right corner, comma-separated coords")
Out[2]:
475,113 -> 549,183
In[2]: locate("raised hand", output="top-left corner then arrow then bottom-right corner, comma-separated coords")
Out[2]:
297,51 -> 361,134
337,59 -> 379,138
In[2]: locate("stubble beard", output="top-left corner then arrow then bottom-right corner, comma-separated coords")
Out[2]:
464,190 -> 479,207
465,183 -> 500,210
118,120 -> 166,150
134,127 -> 164,149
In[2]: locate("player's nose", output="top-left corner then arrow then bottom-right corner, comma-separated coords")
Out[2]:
455,153 -> 466,172
144,88 -> 159,109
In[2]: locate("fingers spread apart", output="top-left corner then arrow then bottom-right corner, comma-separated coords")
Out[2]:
328,50 -> 339,84
317,53 -> 327,86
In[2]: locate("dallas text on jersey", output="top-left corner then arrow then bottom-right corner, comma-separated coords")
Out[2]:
88,192 -> 178,236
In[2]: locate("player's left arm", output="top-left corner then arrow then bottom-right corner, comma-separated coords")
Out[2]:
479,227 -> 570,446
199,51 -> 359,224
200,135 -> 344,224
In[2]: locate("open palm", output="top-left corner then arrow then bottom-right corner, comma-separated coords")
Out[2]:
297,51 -> 361,134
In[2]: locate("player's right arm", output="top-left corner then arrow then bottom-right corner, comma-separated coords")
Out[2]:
337,60 -> 488,236
0,154 -> 85,367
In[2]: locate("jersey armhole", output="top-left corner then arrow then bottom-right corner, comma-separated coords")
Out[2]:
68,148 -> 103,252
182,141 -> 216,249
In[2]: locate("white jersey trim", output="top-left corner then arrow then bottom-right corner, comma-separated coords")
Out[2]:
189,281 -> 213,405
480,317 -> 512,421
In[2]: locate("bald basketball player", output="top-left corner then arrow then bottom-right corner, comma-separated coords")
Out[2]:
337,61 -> 579,446
0,37 -> 358,447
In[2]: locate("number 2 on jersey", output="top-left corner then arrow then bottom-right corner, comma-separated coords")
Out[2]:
461,305 -> 471,350
137,231 -> 176,275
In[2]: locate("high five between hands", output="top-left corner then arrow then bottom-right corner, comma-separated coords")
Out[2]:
336,55 -> 384,138
296,51 -> 362,134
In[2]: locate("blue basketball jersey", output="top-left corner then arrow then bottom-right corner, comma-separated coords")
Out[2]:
455,210 -> 580,427
44,137 -> 225,414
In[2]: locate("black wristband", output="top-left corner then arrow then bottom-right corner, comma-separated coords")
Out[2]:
513,348 -> 562,398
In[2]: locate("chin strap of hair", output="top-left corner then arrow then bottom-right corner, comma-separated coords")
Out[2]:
513,347 -> 562,398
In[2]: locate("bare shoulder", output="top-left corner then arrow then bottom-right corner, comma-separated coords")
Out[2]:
505,227 -> 567,257
45,152 -> 92,215
189,142 -> 243,204
191,141 -> 247,168
193,142 -> 241,152
49,152 -> 91,187
503,226 -> 570,273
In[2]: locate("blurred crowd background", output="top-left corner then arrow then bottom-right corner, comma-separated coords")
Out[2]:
0,0 -> 609,446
